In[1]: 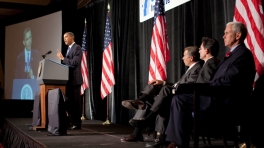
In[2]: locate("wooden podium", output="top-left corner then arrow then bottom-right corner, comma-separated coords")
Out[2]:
33,59 -> 69,131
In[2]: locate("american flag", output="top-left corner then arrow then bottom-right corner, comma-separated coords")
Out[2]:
100,13 -> 115,99
80,24 -> 89,95
234,0 -> 264,83
148,0 -> 170,83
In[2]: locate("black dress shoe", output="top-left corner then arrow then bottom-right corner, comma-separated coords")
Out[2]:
167,142 -> 178,148
70,125 -> 81,130
129,118 -> 148,128
122,100 -> 145,110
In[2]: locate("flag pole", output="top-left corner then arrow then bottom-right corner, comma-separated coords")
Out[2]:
102,95 -> 111,125
81,18 -> 87,121
81,94 -> 86,120
102,3 -> 111,125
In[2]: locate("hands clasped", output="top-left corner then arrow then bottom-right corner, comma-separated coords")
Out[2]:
27,68 -> 34,79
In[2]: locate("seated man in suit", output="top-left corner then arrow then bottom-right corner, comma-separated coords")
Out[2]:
121,46 -> 203,142
151,37 -> 220,146
165,22 -> 256,148
124,37 -> 220,146
122,46 -> 203,111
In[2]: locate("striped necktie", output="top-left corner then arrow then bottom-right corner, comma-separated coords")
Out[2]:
27,52 -> 30,72
66,47 -> 70,56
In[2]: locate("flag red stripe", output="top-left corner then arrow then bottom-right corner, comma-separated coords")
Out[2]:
234,0 -> 264,82
156,17 -> 168,76
234,6 -> 264,77
100,41 -> 115,99
235,0 -> 264,77
80,25 -> 89,95
100,13 -> 115,99
240,0 -> 264,53
245,29 -> 264,79
81,51 -> 89,95
148,11 -> 170,83
156,16 -> 167,59
102,57 -> 114,87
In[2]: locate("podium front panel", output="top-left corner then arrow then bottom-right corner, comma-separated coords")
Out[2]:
37,59 -> 69,85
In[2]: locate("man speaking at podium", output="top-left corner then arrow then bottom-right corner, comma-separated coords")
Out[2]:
57,32 -> 83,130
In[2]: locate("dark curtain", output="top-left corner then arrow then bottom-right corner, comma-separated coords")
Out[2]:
84,0 -> 109,121
80,0 -> 241,124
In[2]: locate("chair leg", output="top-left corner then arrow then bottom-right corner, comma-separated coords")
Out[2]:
222,135 -> 240,148
190,132 -> 194,140
245,142 -> 251,148
234,140 -> 239,148
240,135 -> 251,148
222,135 -> 229,148
202,135 -> 206,144
153,131 -> 157,140
206,135 -> 212,146
241,126 -> 251,148
202,129 -> 212,146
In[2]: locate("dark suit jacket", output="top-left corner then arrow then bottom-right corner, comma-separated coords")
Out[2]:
176,60 -> 204,85
196,57 -> 220,83
175,58 -> 219,111
15,49 -> 41,79
153,61 -> 203,133
202,44 -> 255,112
62,43 -> 83,85
140,61 -> 204,96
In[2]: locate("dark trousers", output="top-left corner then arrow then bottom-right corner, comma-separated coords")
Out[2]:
150,85 -> 173,112
140,84 -> 173,112
66,84 -> 82,126
140,84 -> 173,134
165,93 -> 194,148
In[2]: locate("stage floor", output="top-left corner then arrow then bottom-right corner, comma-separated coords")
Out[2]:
3,118 -> 237,148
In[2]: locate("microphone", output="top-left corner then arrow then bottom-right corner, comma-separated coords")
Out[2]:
46,50 -> 52,54
42,50 -> 52,59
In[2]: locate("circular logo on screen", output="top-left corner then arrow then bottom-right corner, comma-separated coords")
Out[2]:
20,84 -> 33,100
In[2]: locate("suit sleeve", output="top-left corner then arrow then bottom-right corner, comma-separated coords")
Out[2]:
62,45 -> 82,68
198,60 -> 218,83
185,68 -> 200,83
210,52 -> 254,87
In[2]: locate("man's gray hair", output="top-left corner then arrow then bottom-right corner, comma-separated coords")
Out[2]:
226,22 -> 247,41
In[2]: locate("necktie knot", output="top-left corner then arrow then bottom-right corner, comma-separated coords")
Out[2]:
225,51 -> 231,58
